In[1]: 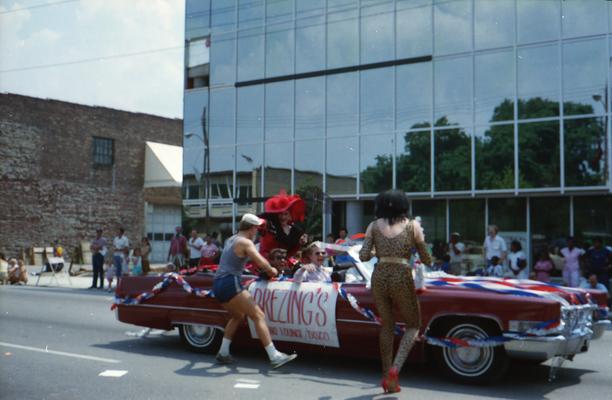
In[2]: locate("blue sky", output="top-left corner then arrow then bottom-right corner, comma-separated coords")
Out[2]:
0,0 -> 185,118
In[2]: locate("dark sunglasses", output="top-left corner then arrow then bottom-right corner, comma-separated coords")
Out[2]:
315,251 -> 326,256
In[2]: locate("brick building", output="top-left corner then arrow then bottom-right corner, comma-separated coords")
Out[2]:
0,93 -> 182,263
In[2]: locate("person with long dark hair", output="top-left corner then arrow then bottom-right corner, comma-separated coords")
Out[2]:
359,190 -> 432,394
258,191 -> 307,259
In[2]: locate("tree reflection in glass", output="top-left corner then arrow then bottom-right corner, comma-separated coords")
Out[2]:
518,120 -> 560,188
435,120 -> 471,191
565,117 -> 607,187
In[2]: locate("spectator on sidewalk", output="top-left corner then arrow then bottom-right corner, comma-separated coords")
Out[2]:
90,229 -> 108,289
168,227 -> 187,268
533,251 -> 554,283
447,232 -> 465,275
188,229 -> 205,268
8,258 -> 28,285
560,237 -> 585,288
141,237 -> 151,275
580,274 -> 609,298
483,225 -> 507,266
112,227 -> 130,281
335,227 -> 348,244
105,258 -> 115,292
0,253 -> 9,285
585,237 -> 611,290
201,235 -> 220,265
130,247 -> 143,276
507,240 -> 528,279
486,256 -> 504,278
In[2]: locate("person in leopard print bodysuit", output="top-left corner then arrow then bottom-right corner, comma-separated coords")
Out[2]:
359,190 -> 432,394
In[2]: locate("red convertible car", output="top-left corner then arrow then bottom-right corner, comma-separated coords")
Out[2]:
114,247 -> 609,384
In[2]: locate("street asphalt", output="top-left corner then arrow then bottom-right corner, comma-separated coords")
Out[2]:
1,283 -> 611,400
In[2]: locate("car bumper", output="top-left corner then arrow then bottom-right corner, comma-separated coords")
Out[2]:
503,331 -> 592,361
591,320 -> 611,340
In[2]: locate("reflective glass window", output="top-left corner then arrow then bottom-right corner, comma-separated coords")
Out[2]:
517,0 -> 560,44
266,0 -> 294,77
396,0 -> 432,59
265,81 -> 294,141
475,0 -> 514,50
327,72 -> 358,137
449,199 -> 485,251
327,9 -> 359,68
265,141 -> 292,195
435,127 -> 471,191
237,85 -> 263,144
397,130 -> 431,193
562,0 -> 607,38
186,0 -> 210,40
360,2 -> 394,64
210,33 -> 236,85
396,62 -> 432,131
488,198 -> 527,232
296,77 -> 325,139
475,50 -> 514,125
237,30 -> 263,82
239,0 -> 262,29
530,197 -> 569,256
360,135 -> 394,194
297,0 -> 324,15
183,147 -> 205,182
209,146 -> 235,199
326,137 -> 358,195
574,195 -> 612,244
517,45 -> 560,119
518,120 -> 560,188
412,199 -> 446,245
361,67 -> 394,134
563,38 -> 607,116
475,124 -> 514,190
237,143 -> 263,199
295,140 -> 324,191
183,89 -> 209,149
564,117 -> 608,187
209,87 -> 235,147
435,56 -> 472,128
296,15 -> 325,73
434,0 -> 472,55
211,0 -> 235,34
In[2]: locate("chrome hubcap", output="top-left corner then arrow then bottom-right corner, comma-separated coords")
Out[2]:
442,324 -> 494,377
184,324 -> 215,347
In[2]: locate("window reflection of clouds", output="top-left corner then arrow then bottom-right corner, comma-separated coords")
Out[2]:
238,0 -> 264,82
360,2 -> 394,64
361,67 -> 394,133
396,0 -> 431,59
396,62 -> 432,130
518,45 -> 560,119
327,72 -> 359,137
434,0 -> 472,55
327,9 -> 359,69
211,0 -> 235,34
186,0 -> 210,40
517,0 -> 560,44
210,33 -> 235,85
210,88 -> 235,147
326,137 -> 358,195
296,77 -> 325,139
435,56 -> 472,127
295,140 -> 324,190
265,81 -> 294,141
360,135 -> 393,194
562,0 -> 607,38
266,0 -> 294,77
563,38 -> 607,116
265,141 -> 293,195
475,50 -> 514,125
475,0 -> 514,50
296,16 -> 326,73
237,86 -> 264,143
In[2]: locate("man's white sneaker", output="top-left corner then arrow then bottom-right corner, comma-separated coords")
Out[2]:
270,352 -> 297,369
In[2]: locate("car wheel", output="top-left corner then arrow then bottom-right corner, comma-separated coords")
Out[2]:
178,324 -> 222,353
431,320 -> 509,384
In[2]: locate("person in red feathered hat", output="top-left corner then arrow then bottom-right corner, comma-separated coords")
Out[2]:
258,190 -> 307,259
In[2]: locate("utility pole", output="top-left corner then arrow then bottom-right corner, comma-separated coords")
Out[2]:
202,106 -> 210,232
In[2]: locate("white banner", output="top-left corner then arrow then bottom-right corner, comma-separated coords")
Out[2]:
247,281 -> 339,348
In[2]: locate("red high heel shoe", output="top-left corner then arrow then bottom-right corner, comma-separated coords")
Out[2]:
385,367 -> 401,394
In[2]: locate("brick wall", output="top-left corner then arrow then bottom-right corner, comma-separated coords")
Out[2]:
0,93 -> 182,260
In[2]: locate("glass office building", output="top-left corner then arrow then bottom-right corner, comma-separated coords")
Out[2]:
183,0 -> 612,265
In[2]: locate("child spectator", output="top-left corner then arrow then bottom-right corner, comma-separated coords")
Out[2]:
130,248 -> 143,276
105,259 -> 115,292
486,256 -> 504,278
533,251 -> 554,283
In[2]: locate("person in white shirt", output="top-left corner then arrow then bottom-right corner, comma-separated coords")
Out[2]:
507,240 -> 528,279
294,244 -> 331,283
486,256 -> 504,278
112,228 -> 129,279
447,232 -> 465,275
483,225 -> 507,265
188,229 -> 205,268
560,237 -> 585,287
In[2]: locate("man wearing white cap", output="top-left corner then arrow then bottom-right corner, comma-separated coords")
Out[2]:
448,232 -> 465,275
213,213 -> 297,369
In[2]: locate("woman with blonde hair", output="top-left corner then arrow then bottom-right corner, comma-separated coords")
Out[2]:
359,190 -> 431,394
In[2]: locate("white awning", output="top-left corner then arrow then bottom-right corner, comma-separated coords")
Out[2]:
144,141 -> 183,188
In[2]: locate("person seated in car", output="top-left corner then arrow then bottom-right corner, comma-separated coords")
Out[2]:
293,244 -> 331,283
269,248 -> 292,276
